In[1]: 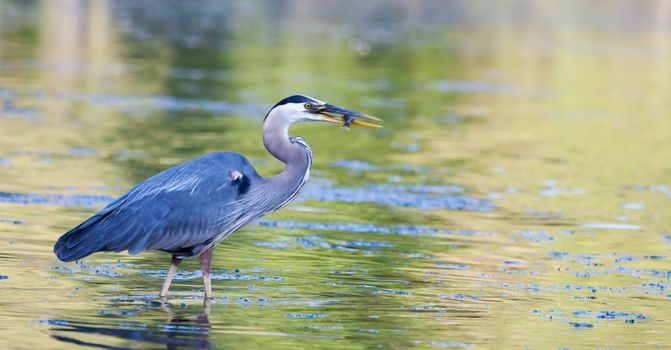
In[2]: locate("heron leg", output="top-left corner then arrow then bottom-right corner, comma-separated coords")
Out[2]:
199,246 -> 214,298
159,255 -> 181,298
197,298 -> 212,324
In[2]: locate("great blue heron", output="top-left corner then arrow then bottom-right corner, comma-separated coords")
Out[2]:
54,95 -> 382,298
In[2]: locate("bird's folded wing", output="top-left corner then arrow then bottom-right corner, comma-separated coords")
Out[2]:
54,152 -> 261,261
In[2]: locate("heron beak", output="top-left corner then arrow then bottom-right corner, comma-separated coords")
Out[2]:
315,103 -> 383,128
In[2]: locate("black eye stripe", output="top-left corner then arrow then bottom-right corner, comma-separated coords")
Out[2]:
264,95 -> 320,122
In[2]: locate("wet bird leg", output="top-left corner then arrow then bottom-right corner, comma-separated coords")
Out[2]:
199,246 -> 214,298
160,255 -> 182,297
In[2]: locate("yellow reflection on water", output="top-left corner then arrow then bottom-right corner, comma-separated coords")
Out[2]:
1,1 -> 671,349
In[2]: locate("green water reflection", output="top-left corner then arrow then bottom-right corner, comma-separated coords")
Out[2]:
1,1 -> 671,349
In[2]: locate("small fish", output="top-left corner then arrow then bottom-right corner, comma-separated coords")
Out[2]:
342,114 -> 355,129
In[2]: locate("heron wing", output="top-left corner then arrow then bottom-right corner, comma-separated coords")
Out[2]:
54,152 -> 262,261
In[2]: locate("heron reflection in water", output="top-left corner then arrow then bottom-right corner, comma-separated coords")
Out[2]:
51,299 -> 213,349
54,95 -> 382,297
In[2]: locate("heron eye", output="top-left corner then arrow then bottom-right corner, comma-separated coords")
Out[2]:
304,103 -> 313,110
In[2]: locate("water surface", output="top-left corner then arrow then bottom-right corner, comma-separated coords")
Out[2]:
1,1 -> 671,349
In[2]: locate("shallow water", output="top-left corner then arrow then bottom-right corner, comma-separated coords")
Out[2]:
2,1 -> 671,349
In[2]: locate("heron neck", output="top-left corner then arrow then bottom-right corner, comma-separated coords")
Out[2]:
261,121 -> 312,204
263,120 -> 296,164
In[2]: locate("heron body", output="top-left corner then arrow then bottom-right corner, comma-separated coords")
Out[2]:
54,94 -> 381,297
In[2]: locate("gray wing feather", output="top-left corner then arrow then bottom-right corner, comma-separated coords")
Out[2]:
54,152 -> 262,261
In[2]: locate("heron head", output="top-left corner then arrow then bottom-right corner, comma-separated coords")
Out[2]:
264,95 -> 383,129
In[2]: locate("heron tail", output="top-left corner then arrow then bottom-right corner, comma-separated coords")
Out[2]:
54,212 -> 110,262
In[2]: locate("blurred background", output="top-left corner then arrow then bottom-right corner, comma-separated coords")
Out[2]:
1,0 -> 671,349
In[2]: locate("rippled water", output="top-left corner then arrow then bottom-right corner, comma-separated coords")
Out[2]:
2,1 -> 671,349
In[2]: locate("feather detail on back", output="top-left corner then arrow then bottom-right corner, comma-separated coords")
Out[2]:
54,152 -> 263,260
